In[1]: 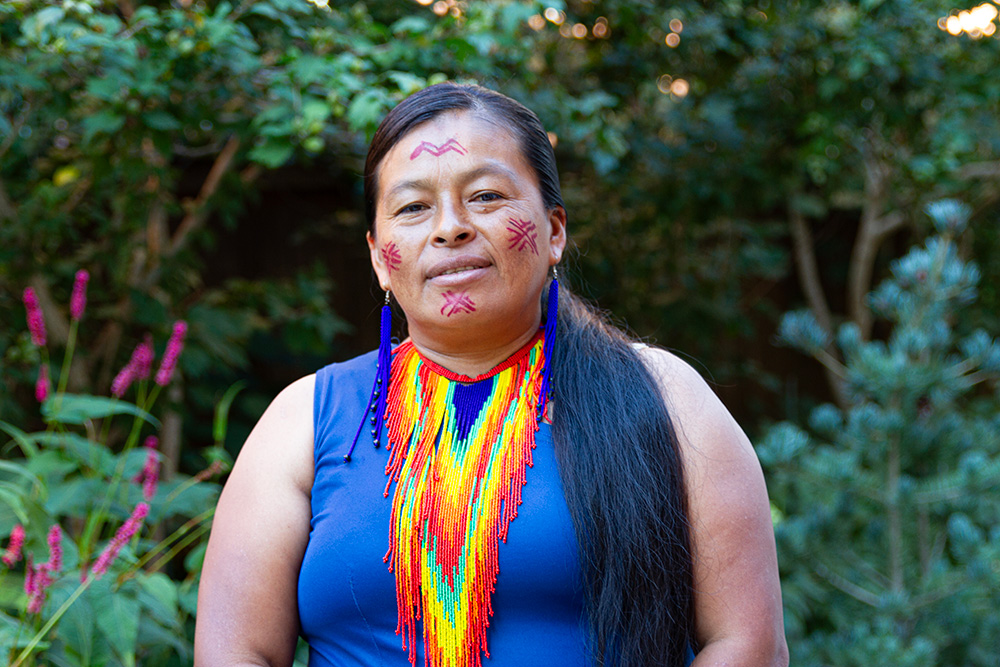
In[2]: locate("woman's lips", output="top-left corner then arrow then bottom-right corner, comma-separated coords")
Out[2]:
426,255 -> 491,286
427,265 -> 490,287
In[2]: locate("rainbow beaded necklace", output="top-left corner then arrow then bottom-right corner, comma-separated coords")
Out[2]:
381,331 -> 547,667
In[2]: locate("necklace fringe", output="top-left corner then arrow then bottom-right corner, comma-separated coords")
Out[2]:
382,332 -> 546,667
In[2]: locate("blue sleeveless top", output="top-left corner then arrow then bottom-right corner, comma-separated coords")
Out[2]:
299,350 -> 589,666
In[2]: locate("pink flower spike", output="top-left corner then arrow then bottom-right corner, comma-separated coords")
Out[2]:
135,444 -> 160,500
155,321 -> 188,386
23,554 -> 36,596
2,524 -> 25,567
36,363 -> 51,403
91,502 -> 150,578
110,363 -> 135,398
142,471 -> 159,501
133,336 -> 154,381
23,287 -> 47,347
70,270 -> 90,321
45,524 -> 63,574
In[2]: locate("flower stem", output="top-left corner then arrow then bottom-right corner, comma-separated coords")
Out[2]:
56,320 -> 78,398
11,575 -> 94,667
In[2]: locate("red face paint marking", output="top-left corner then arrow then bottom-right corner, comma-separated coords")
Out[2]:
409,138 -> 468,160
381,242 -> 402,274
440,291 -> 476,317
506,218 -> 539,255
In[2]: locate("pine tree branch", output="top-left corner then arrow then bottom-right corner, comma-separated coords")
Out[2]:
887,431 -> 904,594
814,561 -> 882,607
836,547 -> 891,590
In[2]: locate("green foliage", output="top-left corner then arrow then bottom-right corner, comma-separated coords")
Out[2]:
760,200 -> 1000,665
0,275 -> 228,666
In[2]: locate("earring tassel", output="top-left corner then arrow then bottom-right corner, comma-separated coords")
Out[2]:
537,272 -> 559,422
346,294 -> 392,462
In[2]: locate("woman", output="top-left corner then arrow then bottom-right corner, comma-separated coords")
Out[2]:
195,83 -> 787,667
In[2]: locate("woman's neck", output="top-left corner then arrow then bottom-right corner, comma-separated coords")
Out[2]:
406,319 -> 542,378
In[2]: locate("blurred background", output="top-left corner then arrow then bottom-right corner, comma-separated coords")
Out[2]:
1,0 -> 998,664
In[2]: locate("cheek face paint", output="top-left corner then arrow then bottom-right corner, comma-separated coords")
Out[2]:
506,218 -> 539,256
440,290 -> 477,317
381,242 -> 402,274
409,138 -> 468,160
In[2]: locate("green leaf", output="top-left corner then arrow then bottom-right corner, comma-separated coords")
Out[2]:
136,572 -> 180,628
41,394 -> 160,428
0,487 -> 27,524
142,110 -> 181,131
48,579 -> 95,664
0,420 -> 39,457
22,6 -> 65,40
82,110 -> 126,143
346,89 -> 386,132
30,432 -> 117,474
391,16 -> 430,35
46,477 -> 104,517
248,139 -> 294,168
386,71 -> 425,96
213,380 -> 246,445
0,460 -> 43,494
86,76 -> 124,102
94,581 -> 139,666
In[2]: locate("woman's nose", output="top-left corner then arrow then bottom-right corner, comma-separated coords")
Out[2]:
431,203 -> 476,246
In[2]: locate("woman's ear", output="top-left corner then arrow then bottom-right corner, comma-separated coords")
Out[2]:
546,206 -> 567,266
367,231 -> 391,291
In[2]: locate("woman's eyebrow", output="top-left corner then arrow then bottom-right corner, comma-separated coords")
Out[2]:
385,164 -> 520,201
386,179 -> 431,200
461,163 -> 519,184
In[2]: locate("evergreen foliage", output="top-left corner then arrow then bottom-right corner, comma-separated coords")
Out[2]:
760,200 -> 1000,665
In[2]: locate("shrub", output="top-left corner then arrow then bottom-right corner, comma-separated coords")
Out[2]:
761,200 -> 1000,665
1,270 -> 231,667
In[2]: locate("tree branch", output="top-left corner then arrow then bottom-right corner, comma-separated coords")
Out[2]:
958,161 -> 1000,179
847,146 -> 906,340
789,205 -> 834,335
167,135 -> 241,258
789,201 -> 848,407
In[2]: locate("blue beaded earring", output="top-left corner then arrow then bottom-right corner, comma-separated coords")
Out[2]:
346,290 -> 392,463
538,266 -> 559,423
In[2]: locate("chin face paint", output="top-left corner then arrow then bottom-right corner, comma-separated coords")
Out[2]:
440,290 -> 477,317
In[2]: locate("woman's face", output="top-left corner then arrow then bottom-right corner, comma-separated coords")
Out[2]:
368,111 -> 566,345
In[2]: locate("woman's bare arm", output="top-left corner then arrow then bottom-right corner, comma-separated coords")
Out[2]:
641,348 -> 789,667
194,375 -> 316,667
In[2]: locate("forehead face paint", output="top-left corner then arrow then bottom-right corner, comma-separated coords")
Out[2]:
506,218 -> 539,256
409,138 -> 468,160
381,241 -> 402,274
440,290 -> 477,317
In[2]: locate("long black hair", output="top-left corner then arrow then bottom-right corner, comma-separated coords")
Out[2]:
363,83 -> 695,666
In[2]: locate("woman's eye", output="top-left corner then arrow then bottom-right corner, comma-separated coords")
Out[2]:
398,203 -> 426,215
474,192 -> 502,202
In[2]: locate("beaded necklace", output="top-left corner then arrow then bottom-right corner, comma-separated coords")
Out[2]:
381,331 -> 547,667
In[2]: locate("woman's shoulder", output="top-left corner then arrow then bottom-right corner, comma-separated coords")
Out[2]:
633,344 -> 756,462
